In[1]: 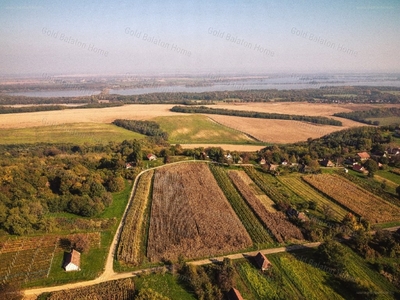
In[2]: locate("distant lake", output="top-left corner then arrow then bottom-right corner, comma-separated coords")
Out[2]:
110,76 -> 400,95
7,90 -> 101,98
5,75 -> 400,98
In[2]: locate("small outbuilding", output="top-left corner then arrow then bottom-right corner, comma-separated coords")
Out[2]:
320,159 -> 335,167
63,249 -> 81,272
254,252 -> 272,271
147,154 -> 157,161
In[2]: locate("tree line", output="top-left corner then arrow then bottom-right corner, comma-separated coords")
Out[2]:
113,119 -> 169,140
171,105 -> 343,126
334,107 -> 400,125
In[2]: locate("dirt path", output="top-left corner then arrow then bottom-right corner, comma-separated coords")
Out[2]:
23,242 -> 321,298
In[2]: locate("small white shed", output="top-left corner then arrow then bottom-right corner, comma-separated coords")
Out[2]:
63,249 -> 81,272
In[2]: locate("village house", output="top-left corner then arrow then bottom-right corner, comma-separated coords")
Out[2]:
387,147 -> 400,156
254,252 -> 272,271
63,249 -> 81,272
147,153 -> 157,161
259,158 -> 266,165
320,159 -> 335,167
357,152 -> 370,161
125,163 -> 133,169
352,164 -> 367,174
227,287 -> 244,300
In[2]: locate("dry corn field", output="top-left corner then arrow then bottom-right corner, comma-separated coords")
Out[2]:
232,170 -> 276,212
117,170 -> 154,266
228,171 -> 304,243
147,163 -> 252,262
302,174 -> 400,223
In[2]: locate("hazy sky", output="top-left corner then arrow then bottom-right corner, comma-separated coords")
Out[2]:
1,0 -> 399,75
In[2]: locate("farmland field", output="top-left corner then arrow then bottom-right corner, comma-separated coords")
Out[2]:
232,170 -> 276,212
303,174 -> 400,223
44,278 -> 135,300
210,165 -> 275,245
117,170 -> 154,266
207,115 -> 356,144
228,170 -> 304,243
154,115 -> 256,144
236,254 -> 345,300
0,123 -> 144,145
147,163 -> 252,262
0,233 -> 100,285
0,102 -> 374,144
278,175 -> 349,221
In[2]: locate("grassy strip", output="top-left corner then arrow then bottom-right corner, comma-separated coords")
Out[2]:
117,171 -> 154,266
209,165 -> 274,246
243,167 -> 290,204
278,175 -> 349,221
171,105 -> 343,126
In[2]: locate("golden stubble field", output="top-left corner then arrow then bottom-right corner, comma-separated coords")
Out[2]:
0,102 -> 384,145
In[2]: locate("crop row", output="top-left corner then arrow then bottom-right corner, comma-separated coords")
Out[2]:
303,174 -> 400,223
117,170 -> 154,266
243,167 -> 288,204
278,175 -> 349,221
337,170 -> 400,207
46,278 -> 135,300
209,164 -> 273,245
390,168 -> 400,176
228,171 -> 303,243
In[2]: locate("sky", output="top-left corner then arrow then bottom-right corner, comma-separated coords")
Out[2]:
1,0 -> 399,75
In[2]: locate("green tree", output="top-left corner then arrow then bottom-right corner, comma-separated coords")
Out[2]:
106,176 -> 125,192
396,185 -> 400,199
316,239 -> 348,273
363,159 -> 378,177
127,140 -> 142,165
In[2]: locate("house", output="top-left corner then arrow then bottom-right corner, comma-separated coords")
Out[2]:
254,252 -> 272,271
268,163 -> 279,172
387,147 -> 400,156
281,160 -> 288,166
227,288 -> 244,300
298,212 -> 309,222
225,153 -> 233,160
259,158 -> 266,165
63,249 -> 81,272
320,159 -> 335,167
357,152 -> 370,161
352,164 -> 367,174
125,163 -> 133,169
147,154 -> 157,161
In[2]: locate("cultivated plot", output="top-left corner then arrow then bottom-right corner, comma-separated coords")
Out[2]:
303,174 -> 400,224
147,163 -> 252,262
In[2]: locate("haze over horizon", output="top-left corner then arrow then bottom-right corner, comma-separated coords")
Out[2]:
1,0 -> 400,76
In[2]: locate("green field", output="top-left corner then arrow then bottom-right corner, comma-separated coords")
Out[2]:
278,174 -> 349,221
236,247 -> 399,300
153,115 -> 257,144
0,123 -> 144,145
134,272 -> 196,299
366,117 -> 400,126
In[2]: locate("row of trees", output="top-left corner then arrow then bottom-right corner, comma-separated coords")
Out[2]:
113,119 -> 169,140
334,107 -> 400,125
171,105 -> 343,126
